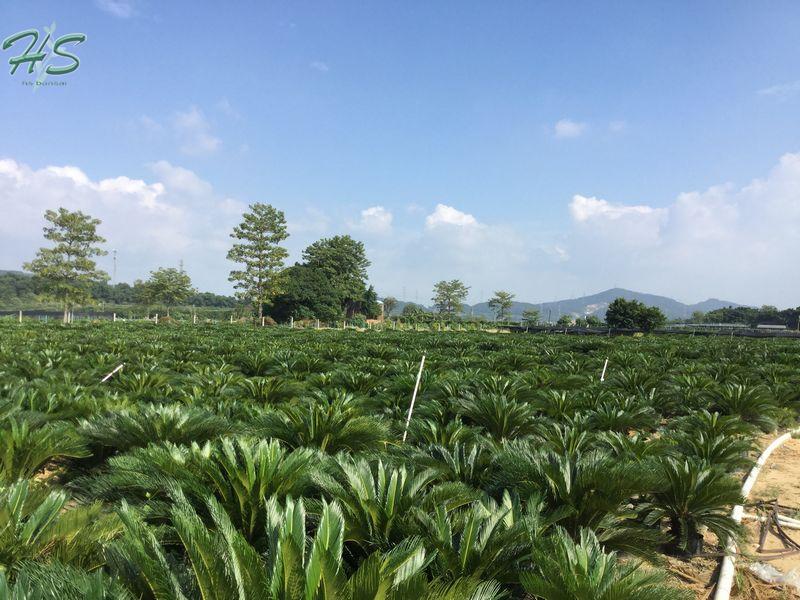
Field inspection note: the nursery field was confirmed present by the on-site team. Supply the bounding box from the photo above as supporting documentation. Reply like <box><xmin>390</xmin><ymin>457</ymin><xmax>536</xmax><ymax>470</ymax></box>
<box><xmin>1</xmin><ymin>322</ymin><xmax>799</xmax><ymax>599</ymax></box>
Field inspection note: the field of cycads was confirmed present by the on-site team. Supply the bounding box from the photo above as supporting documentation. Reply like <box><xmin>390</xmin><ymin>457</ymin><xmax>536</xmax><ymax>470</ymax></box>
<box><xmin>1</xmin><ymin>321</ymin><xmax>799</xmax><ymax>599</ymax></box>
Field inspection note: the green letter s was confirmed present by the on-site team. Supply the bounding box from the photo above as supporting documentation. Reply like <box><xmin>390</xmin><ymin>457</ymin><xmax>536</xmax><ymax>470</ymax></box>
<box><xmin>48</xmin><ymin>33</ymin><xmax>86</xmax><ymax>75</ymax></box>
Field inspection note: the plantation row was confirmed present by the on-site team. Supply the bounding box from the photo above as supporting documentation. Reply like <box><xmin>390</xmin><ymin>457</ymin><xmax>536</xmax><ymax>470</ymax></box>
<box><xmin>1</xmin><ymin>322</ymin><xmax>799</xmax><ymax>598</ymax></box>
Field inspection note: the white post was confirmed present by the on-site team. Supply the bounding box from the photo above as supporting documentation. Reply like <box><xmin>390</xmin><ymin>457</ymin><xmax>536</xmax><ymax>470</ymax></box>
<box><xmin>316</xmin><ymin>319</ymin><xmax>320</xmax><ymax>329</ymax></box>
<box><xmin>155</xmin><ymin>313</ymin><xmax>158</xmax><ymax>324</ymax></box>
<box><xmin>112</xmin><ymin>312</ymin><xmax>116</xmax><ymax>322</ymax></box>
<box><xmin>290</xmin><ymin>316</ymin><xmax>293</xmax><ymax>328</ymax></box>
<box><xmin>600</xmin><ymin>357</ymin><xmax>609</xmax><ymax>382</ymax></box>
<box><xmin>18</xmin><ymin>310</ymin><xmax>22</xmax><ymax>323</ymax></box>
<box><xmin>193</xmin><ymin>313</ymin><xmax>197</xmax><ymax>324</ymax></box>
<box><xmin>101</xmin><ymin>363</ymin><xmax>124</xmax><ymax>383</ymax></box>
<box><xmin>230</xmin><ymin>315</ymin><xmax>234</xmax><ymax>324</ymax></box>
<box><xmin>261</xmin><ymin>316</ymin><xmax>265</xmax><ymax>327</ymax></box>
<box><xmin>402</xmin><ymin>355</ymin><xmax>426</xmax><ymax>442</ymax></box>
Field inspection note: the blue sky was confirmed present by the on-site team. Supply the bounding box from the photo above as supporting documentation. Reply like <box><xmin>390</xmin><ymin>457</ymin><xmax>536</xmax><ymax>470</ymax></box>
<box><xmin>2</xmin><ymin>1</ymin><xmax>800</xmax><ymax>307</ymax></box>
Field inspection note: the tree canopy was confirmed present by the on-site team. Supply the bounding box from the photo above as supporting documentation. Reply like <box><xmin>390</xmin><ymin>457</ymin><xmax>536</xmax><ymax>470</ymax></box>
<box><xmin>23</xmin><ymin>208</ymin><xmax>108</xmax><ymax>323</ymax></box>
<box><xmin>139</xmin><ymin>267</ymin><xmax>195</xmax><ymax>316</ymax></box>
<box><xmin>488</xmin><ymin>290</ymin><xmax>514</xmax><ymax>321</ymax></box>
<box><xmin>432</xmin><ymin>280</ymin><xmax>470</xmax><ymax>316</ymax></box>
<box><xmin>605</xmin><ymin>298</ymin><xmax>666</xmax><ymax>331</ymax></box>
<box><xmin>227</xmin><ymin>203</ymin><xmax>289</xmax><ymax>320</ymax></box>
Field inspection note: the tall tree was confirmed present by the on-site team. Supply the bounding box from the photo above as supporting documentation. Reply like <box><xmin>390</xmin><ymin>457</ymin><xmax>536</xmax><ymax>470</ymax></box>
<box><xmin>302</xmin><ymin>235</ymin><xmax>370</xmax><ymax>316</ymax></box>
<box><xmin>521</xmin><ymin>308</ymin><xmax>540</xmax><ymax>326</ymax></box>
<box><xmin>227</xmin><ymin>203</ymin><xmax>289</xmax><ymax>321</ymax></box>
<box><xmin>382</xmin><ymin>296</ymin><xmax>398</xmax><ymax>317</ymax></box>
<box><xmin>432</xmin><ymin>279</ymin><xmax>470</xmax><ymax>316</ymax></box>
<box><xmin>24</xmin><ymin>208</ymin><xmax>108</xmax><ymax>323</ymax></box>
<box><xmin>488</xmin><ymin>290</ymin><xmax>515</xmax><ymax>321</ymax></box>
<box><xmin>140</xmin><ymin>267</ymin><xmax>195</xmax><ymax>316</ymax></box>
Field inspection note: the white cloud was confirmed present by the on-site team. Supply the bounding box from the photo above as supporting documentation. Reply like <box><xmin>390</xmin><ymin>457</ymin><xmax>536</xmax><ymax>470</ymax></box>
<box><xmin>95</xmin><ymin>0</ymin><xmax>136</xmax><ymax>18</ymax></box>
<box><xmin>350</xmin><ymin>206</ymin><xmax>393</xmax><ymax>234</ymax></box>
<box><xmin>0</xmin><ymin>158</ymin><xmax>241</xmax><ymax>292</ymax></box>
<box><xmin>216</xmin><ymin>97</ymin><xmax>241</xmax><ymax>119</ymax></box>
<box><xmin>553</xmin><ymin>118</ymin><xmax>587</xmax><ymax>139</ymax></box>
<box><xmin>566</xmin><ymin>153</ymin><xmax>800</xmax><ymax>306</ymax></box>
<box><xmin>425</xmin><ymin>204</ymin><xmax>481</xmax><ymax>229</ymax></box>
<box><xmin>609</xmin><ymin>120</ymin><xmax>627</xmax><ymax>133</ymax></box>
<box><xmin>149</xmin><ymin>160</ymin><xmax>213</xmax><ymax>196</ymax></box>
<box><xmin>758</xmin><ymin>81</ymin><xmax>800</xmax><ymax>100</ymax></box>
<box><xmin>310</xmin><ymin>61</ymin><xmax>330</xmax><ymax>72</ymax></box>
<box><xmin>172</xmin><ymin>106</ymin><xmax>221</xmax><ymax>156</ymax></box>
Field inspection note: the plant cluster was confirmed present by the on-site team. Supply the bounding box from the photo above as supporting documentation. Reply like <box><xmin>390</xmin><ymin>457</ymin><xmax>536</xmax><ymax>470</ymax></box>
<box><xmin>1</xmin><ymin>322</ymin><xmax>799</xmax><ymax>598</ymax></box>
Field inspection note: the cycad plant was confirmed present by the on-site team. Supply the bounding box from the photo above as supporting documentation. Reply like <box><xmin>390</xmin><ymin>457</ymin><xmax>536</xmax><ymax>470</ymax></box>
<box><xmin>644</xmin><ymin>458</ymin><xmax>743</xmax><ymax>555</ymax></box>
<box><xmin>0</xmin><ymin>418</ymin><xmax>88</xmax><ymax>483</ymax></box>
<box><xmin>521</xmin><ymin>528</ymin><xmax>690</xmax><ymax>600</ymax></box>
<box><xmin>0</xmin><ymin>480</ymin><xmax>121</xmax><ymax>576</ymax></box>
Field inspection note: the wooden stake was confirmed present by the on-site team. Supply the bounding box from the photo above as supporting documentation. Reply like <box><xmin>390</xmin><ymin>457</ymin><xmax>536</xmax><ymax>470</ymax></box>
<box><xmin>402</xmin><ymin>355</ymin><xmax>426</xmax><ymax>442</ymax></box>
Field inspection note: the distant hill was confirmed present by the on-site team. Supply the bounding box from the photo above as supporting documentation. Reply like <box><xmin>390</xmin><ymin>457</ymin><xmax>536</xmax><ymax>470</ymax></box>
<box><xmin>385</xmin><ymin>288</ymin><xmax>744</xmax><ymax>321</ymax></box>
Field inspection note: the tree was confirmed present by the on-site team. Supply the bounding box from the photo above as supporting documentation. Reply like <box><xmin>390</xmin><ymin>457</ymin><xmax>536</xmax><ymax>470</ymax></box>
<box><xmin>432</xmin><ymin>280</ymin><xmax>470</xmax><ymax>316</ymax></box>
<box><xmin>302</xmin><ymin>235</ymin><xmax>370</xmax><ymax>316</ymax></box>
<box><xmin>360</xmin><ymin>285</ymin><xmax>381</xmax><ymax>319</ymax></box>
<box><xmin>605</xmin><ymin>297</ymin><xmax>666</xmax><ymax>331</ymax></box>
<box><xmin>487</xmin><ymin>290</ymin><xmax>514</xmax><ymax>321</ymax></box>
<box><xmin>401</xmin><ymin>303</ymin><xmax>427</xmax><ymax>319</ymax></box>
<box><xmin>638</xmin><ymin>305</ymin><xmax>667</xmax><ymax>331</ymax></box>
<box><xmin>270</xmin><ymin>264</ymin><xmax>341</xmax><ymax>322</ymax></box>
<box><xmin>382</xmin><ymin>296</ymin><xmax>398</xmax><ymax>317</ymax></box>
<box><xmin>227</xmin><ymin>203</ymin><xmax>289</xmax><ymax>322</ymax></box>
<box><xmin>521</xmin><ymin>308</ymin><xmax>540</xmax><ymax>326</ymax></box>
<box><xmin>140</xmin><ymin>267</ymin><xmax>194</xmax><ymax>316</ymax></box>
<box><xmin>24</xmin><ymin>208</ymin><xmax>108</xmax><ymax>323</ymax></box>
<box><xmin>556</xmin><ymin>314</ymin><xmax>572</xmax><ymax>327</ymax></box>
<box><xmin>586</xmin><ymin>315</ymin><xmax>603</xmax><ymax>327</ymax></box>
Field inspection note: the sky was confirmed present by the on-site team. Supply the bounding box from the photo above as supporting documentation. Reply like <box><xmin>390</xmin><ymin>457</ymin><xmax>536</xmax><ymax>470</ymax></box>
<box><xmin>2</xmin><ymin>1</ymin><xmax>800</xmax><ymax>308</ymax></box>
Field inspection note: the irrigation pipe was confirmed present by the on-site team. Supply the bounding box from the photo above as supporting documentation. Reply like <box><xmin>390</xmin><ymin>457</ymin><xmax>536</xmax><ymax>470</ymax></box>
<box><xmin>742</xmin><ymin>512</ymin><xmax>800</xmax><ymax>530</ymax></box>
<box><xmin>401</xmin><ymin>355</ymin><xmax>426</xmax><ymax>443</ymax></box>
<box><xmin>713</xmin><ymin>427</ymin><xmax>800</xmax><ymax>600</ymax></box>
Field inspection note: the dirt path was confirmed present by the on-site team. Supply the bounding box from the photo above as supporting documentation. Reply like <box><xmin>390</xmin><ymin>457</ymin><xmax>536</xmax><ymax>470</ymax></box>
<box><xmin>666</xmin><ymin>435</ymin><xmax>800</xmax><ymax>599</ymax></box>
<box><xmin>744</xmin><ymin>435</ymin><xmax>800</xmax><ymax>577</ymax></box>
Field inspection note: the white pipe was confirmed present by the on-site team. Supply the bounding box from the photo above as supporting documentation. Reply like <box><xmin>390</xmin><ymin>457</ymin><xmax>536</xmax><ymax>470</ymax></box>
<box><xmin>741</xmin><ymin>512</ymin><xmax>800</xmax><ymax>530</ymax></box>
<box><xmin>401</xmin><ymin>355</ymin><xmax>426</xmax><ymax>442</ymax></box>
<box><xmin>714</xmin><ymin>429</ymin><xmax>800</xmax><ymax>600</ymax></box>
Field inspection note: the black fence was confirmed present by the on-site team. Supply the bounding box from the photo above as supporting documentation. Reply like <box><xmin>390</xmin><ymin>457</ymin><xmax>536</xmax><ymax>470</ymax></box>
<box><xmin>507</xmin><ymin>325</ymin><xmax>800</xmax><ymax>339</ymax></box>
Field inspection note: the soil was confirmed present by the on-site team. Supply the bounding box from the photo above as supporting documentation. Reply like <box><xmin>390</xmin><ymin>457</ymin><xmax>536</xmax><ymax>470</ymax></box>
<box><xmin>665</xmin><ymin>434</ymin><xmax>800</xmax><ymax>599</ymax></box>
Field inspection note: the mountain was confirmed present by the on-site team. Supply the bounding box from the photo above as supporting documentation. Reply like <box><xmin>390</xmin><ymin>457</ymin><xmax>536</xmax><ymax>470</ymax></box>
<box><xmin>385</xmin><ymin>288</ymin><xmax>744</xmax><ymax>321</ymax></box>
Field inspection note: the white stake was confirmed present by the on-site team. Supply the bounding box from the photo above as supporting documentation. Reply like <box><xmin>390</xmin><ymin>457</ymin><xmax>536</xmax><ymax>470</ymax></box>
<box><xmin>113</xmin><ymin>312</ymin><xmax>117</xmax><ymax>322</ymax></box>
<box><xmin>290</xmin><ymin>316</ymin><xmax>294</xmax><ymax>328</ymax></box>
<box><xmin>18</xmin><ymin>310</ymin><xmax>22</xmax><ymax>323</ymax></box>
<box><xmin>600</xmin><ymin>357</ymin><xmax>609</xmax><ymax>382</ymax></box>
<box><xmin>101</xmin><ymin>363</ymin><xmax>124</xmax><ymax>382</ymax></box>
<box><xmin>155</xmin><ymin>313</ymin><xmax>159</xmax><ymax>324</ymax></box>
<box><xmin>402</xmin><ymin>355</ymin><xmax>426</xmax><ymax>442</ymax></box>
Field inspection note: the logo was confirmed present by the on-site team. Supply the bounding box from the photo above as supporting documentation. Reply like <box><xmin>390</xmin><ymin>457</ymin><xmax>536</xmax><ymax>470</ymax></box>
<box><xmin>2</xmin><ymin>23</ymin><xmax>86</xmax><ymax>87</ymax></box>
